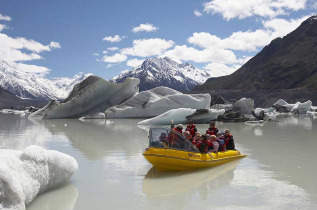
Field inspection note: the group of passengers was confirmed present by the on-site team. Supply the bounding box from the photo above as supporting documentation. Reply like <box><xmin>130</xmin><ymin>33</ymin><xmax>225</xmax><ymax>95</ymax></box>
<box><xmin>162</xmin><ymin>121</ymin><xmax>235</xmax><ymax>153</ymax></box>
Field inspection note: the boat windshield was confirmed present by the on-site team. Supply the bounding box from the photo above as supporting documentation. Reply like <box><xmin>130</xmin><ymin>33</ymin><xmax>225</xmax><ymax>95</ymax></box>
<box><xmin>149</xmin><ymin>128</ymin><xmax>199</xmax><ymax>152</ymax></box>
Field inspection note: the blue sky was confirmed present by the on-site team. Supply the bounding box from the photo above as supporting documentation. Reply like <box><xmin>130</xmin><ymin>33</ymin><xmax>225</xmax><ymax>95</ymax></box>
<box><xmin>0</xmin><ymin>0</ymin><xmax>316</xmax><ymax>79</ymax></box>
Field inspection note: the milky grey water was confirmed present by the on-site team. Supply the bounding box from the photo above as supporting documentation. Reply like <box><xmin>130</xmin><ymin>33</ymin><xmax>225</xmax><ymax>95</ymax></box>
<box><xmin>1</xmin><ymin>113</ymin><xmax>317</xmax><ymax>210</ymax></box>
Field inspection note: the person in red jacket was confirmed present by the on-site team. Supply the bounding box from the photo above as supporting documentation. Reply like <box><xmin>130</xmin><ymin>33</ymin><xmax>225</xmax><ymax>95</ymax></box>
<box><xmin>206</xmin><ymin>121</ymin><xmax>219</xmax><ymax>136</ymax></box>
<box><xmin>186</xmin><ymin>120</ymin><xmax>197</xmax><ymax>136</ymax></box>
<box><xmin>168</xmin><ymin>124</ymin><xmax>184</xmax><ymax>148</ymax></box>
<box><xmin>224</xmin><ymin>129</ymin><xmax>235</xmax><ymax>150</ymax></box>
<box><xmin>174</xmin><ymin>124</ymin><xmax>183</xmax><ymax>134</ymax></box>
<box><xmin>208</xmin><ymin>135</ymin><xmax>219</xmax><ymax>153</ymax></box>
<box><xmin>196</xmin><ymin>134</ymin><xmax>211</xmax><ymax>153</ymax></box>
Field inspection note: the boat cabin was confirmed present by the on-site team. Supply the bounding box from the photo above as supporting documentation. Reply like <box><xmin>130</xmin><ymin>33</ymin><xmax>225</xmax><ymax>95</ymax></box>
<box><xmin>148</xmin><ymin>128</ymin><xmax>199</xmax><ymax>152</ymax></box>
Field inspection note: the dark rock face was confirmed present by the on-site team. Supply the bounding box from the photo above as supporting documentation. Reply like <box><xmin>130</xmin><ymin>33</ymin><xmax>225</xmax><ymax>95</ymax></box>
<box><xmin>0</xmin><ymin>87</ymin><xmax>48</xmax><ymax>109</ymax></box>
<box><xmin>195</xmin><ymin>16</ymin><xmax>317</xmax><ymax>92</ymax></box>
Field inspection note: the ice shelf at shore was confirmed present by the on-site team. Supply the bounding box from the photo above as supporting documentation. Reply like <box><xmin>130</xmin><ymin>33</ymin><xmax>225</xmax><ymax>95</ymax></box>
<box><xmin>137</xmin><ymin>108</ymin><xmax>225</xmax><ymax>125</ymax></box>
<box><xmin>105</xmin><ymin>86</ymin><xmax>211</xmax><ymax>118</ymax></box>
<box><xmin>29</xmin><ymin>76</ymin><xmax>139</xmax><ymax>119</ymax></box>
<box><xmin>0</xmin><ymin>145</ymin><xmax>78</xmax><ymax>210</ymax></box>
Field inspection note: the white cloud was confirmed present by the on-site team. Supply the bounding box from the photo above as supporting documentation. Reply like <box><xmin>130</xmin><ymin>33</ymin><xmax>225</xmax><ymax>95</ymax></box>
<box><xmin>203</xmin><ymin>0</ymin><xmax>307</xmax><ymax>20</ymax></box>
<box><xmin>203</xmin><ymin>63</ymin><xmax>241</xmax><ymax>77</ymax></box>
<box><xmin>49</xmin><ymin>41</ymin><xmax>61</xmax><ymax>49</ymax></box>
<box><xmin>262</xmin><ymin>15</ymin><xmax>311</xmax><ymax>39</ymax></box>
<box><xmin>93</xmin><ymin>53</ymin><xmax>99</xmax><ymax>56</ymax></box>
<box><xmin>102</xmin><ymin>50</ymin><xmax>108</xmax><ymax>54</ymax></box>
<box><xmin>107</xmin><ymin>47</ymin><xmax>119</xmax><ymax>51</ymax></box>
<box><xmin>0</xmin><ymin>24</ymin><xmax>8</xmax><ymax>31</ymax></box>
<box><xmin>126</xmin><ymin>58</ymin><xmax>144</xmax><ymax>67</ymax></box>
<box><xmin>102</xmin><ymin>53</ymin><xmax>127</xmax><ymax>63</ymax></box>
<box><xmin>0</xmin><ymin>33</ymin><xmax>61</xmax><ymax>62</ymax></box>
<box><xmin>0</xmin><ymin>13</ymin><xmax>11</xmax><ymax>21</ymax></box>
<box><xmin>187</xmin><ymin>15</ymin><xmax>310</xmax><ymax>53</ymax></box>
<box><xmin>106</xmin><ymin>64</ymin><xmax>112</xmax><ymax>68</ymax></box>
<box><xmin>194</xmin><ymin>10</ymin><xmax>203</xmax><ymax>17</ymax></box>
<box><xmin>121</xmin><ymin>38</ymin><xmax>174</xmax><ymax>57</ymax></box>
<box><xmin>17</xmin><ymin>63</ymin><xmax>50</xmax><ymax>74</ymax></box>
<box><xmin>103</xmin><ymin>35</ymin><xmax>122</xmax><ymax>43</ymax></box>
<box><xmin>163</xmin><ymin>44</ymin><xmax>237</xmax><ymax>64</ymax></box>
<box><xmin>132</xmin><ymin>23</ymin><xmax>158</xmax><ymax>33</ymax></box>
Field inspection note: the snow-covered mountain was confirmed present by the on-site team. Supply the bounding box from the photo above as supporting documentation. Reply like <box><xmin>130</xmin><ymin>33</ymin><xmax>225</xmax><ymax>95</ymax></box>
<box><xmin>110</xmin><ymin>57</ymin><xmax>210</xmax><ymax>92</ymax></box>
<box><xmin>52</xmin><ymin>72</ymin><xmax>93</xmax><ymax>95</ymax></box>
<box><xmin>0</xmin><ymin>60</ymin><xmax>91</xmax><ymax>100</ymax></box>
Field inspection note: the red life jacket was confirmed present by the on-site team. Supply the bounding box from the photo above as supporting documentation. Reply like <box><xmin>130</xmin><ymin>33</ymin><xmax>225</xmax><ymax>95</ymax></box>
<box><xmin>206</xmin><ymin>127</ymin><xmax>218</xmax><ymax>135</ymax></box>
<box><xmin>186</xmin><ymin>124</ymin><xmax>196</xmax><ymax>136</ymax></box>
<box><xmin>174</xmin><ymin>127</ymin><xmax>183</xmax><ymax>134</ymax></box>
<box><xmin>224</xmin><ymin>134</ymin><xmax>233</xmax><ymax>146</ymax></box>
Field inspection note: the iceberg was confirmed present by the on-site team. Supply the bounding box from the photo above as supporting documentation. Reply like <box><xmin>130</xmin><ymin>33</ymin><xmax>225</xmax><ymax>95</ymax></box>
<box><xmin>137</xmin><ymin>108</ymin><xmax>224</xmax><ymax>125</ymax></box>
<box><xmin>291</xmin><ymin>100</ymin><xmax>312</xmax><ymax>114</ymax></box>
<box><xmin>105</xmin><ymin>86</ymin><xmax>211</xmax><ymax>118</ymax></box>
<box><xmin>29</xmin><ymin>76</ymin><xmax>139</xmax><ymax>119</ymax></box>
<box><xmin>272</xmin><ymin>99</ymin><xmax>312</xmax><ymax>114</ymax></box>
<box><xmin>0</xmin><ymin>145</ymin><xmax>78</xmax><ymax>210</ymax></box>
<box><xmin>211</xmin><ymin>98</ymin><xmax>254</xmax><ymax>114</ymax></box>
<box><xmin>233</xmin><ymin>98</ymin><xmax>254</xmax><ymax>114</ymax></box>
<box><xmin>272</xmin><ymin>99</ymin><xmax>296</xmax><ymax>112</ymax></box>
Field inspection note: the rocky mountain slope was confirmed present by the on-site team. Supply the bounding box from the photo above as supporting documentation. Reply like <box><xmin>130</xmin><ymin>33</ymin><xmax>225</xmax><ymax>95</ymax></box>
<box><xmin>110</xmin><ymin>57</ymin><xmax>210</xmax><ymax>92</ymax></box>
<box><xmin>195</xmin><ymin>15</ymin><xmax>317</xmax><ymax>91</ymax></box>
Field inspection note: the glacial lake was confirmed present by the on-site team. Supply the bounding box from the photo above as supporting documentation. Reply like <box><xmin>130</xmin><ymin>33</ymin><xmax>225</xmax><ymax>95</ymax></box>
<box><xmin>1</xmin><ymin>113</ymin><xmax>317</xmax><ymax>210</ymax></box>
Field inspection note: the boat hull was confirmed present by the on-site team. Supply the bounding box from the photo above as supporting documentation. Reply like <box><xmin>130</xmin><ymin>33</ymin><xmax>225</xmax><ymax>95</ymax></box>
<box><xmin>143</xmin><ymin>147</ymin><xmax>246</xmax><ymax>171</ymax></box>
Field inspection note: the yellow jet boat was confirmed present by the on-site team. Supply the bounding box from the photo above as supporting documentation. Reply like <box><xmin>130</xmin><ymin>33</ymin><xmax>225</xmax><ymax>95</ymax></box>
<box><xmin>143</xmin><ymin>128</ymin><xmax>246</xmax><ymax>171</ymax></box>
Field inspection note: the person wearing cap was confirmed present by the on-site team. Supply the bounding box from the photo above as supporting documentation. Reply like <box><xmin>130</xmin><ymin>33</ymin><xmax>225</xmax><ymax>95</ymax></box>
<box><xmin>174</xmin><ymin>124</ymin><xmax>184</xmax><ymax>134</ymax></box>
<box><xmin>224</xmin><ymin>129</ymin><xmax>235</xmax><ymax>150</ymax></box>
<box><xmin>186</xmin><ymin>120</ymin><xmax>197</xmax><ymax>137</ymax></box>
<box><xmin>206</xmin><ymin>121</ymin><xmax>219</xmax><ymax>136</ymax></box>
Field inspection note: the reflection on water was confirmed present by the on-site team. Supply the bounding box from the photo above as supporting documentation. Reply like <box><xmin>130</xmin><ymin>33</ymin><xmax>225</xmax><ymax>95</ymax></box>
<box><xmin>27</xmin><ymin>184</ymin><xmax>78</xmax><ymax>210</ymax></box>
<box><xmin>143</xmin><ymin>160</ymin><xmax>238</xmax><ymax>196</ymax></box>
<box><xmin>0</xmin><ymin>114</ymin><xmax>317</xmax><ymax>209</ymax></box>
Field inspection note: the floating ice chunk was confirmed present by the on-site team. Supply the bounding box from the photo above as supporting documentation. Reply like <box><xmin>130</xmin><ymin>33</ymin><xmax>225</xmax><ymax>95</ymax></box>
<box><xmin>233</xmin><ymin>98</ymin><xmax>254</xmax><ymax>114</ymax></box>
<box><xmin>254</xmin><ymin>107</ymin><xmax>276</xmax><ymax>115</ymax></box>
<box><xmin>0</xmin><ymin>145</ymin><xmax>78</xmax><ymax>210</ymax></box>
<box><xmin>272</xmin><ymin>99</ymin><xmax>295</xmax><ymax>112</ymax></box>
<box><xmin>29</xmin><ymin>77</ymin><xmax>139</xmax><ymax>119</ymax></box>
<box><xmin>291</xmin><ymin>100</ymin><xmax>312</xmax><ymax>114</ymax></box>
<box><xmin>137</xmin><ymin>108</ymin><xmax>224</xmax><ymax>125</ymax></box>
<box><xmin>105</xmin><ymin>86</ymin><xmax>211</xmax><ymax>118</ymax></box>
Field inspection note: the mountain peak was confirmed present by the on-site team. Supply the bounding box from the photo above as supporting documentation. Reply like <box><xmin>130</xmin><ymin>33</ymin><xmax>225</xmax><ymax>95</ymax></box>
<box><xmin>110</xmin><ymin>57</ymin><xmax>210</xmax><ymax>92</ymax></box>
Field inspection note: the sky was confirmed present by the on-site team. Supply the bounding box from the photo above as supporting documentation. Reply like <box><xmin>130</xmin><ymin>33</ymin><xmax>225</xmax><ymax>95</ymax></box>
<box><xmin>0</xmin><ymin>0</ymin><xmax>316</xmax><ymax>80</ymax></box>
